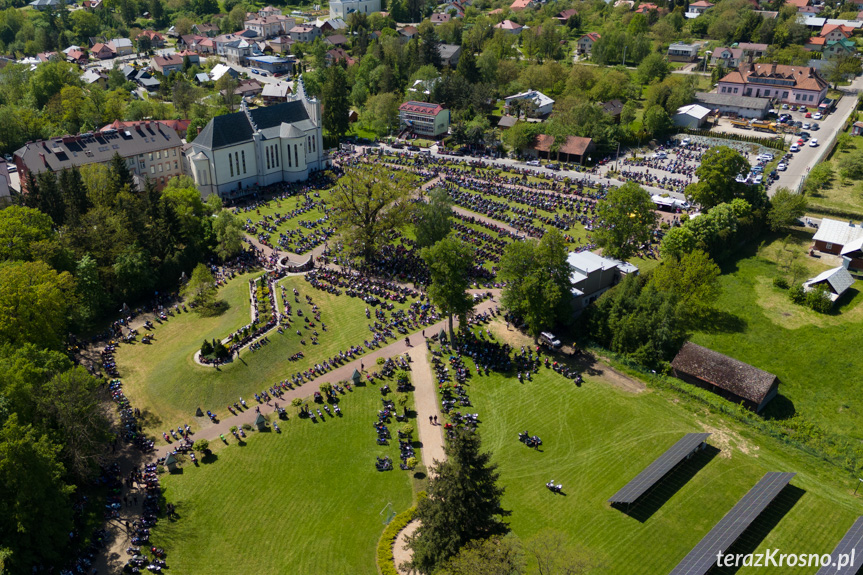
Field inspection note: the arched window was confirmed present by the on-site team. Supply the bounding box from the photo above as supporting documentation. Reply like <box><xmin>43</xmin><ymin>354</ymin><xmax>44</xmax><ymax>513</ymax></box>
<box><xmin>294</xmin><ymin>144</ymin><xmax>298</xmax><ymax>166</ymax></box>
<box><xmin>229</xmin><ymin>153</ymin><xmax>234</xmax><ymax>177</ymax></box>
<box><xmin>241</xmin><ymin>150</ymin><xmax>246</xmax><ymax>173</ymax></box>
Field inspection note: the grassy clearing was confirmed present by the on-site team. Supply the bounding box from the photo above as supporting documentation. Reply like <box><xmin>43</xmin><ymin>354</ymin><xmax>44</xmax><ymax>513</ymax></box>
<box><xmin>691</xmin><ymin>235</ymin><xmax>863</xmax><ymax>441</ymax></box>
<box><xmin>808</xmin><ymin>129</ymin><xmax>863</xmax><ymax>217</ymax></box>
<box><xmin>442</xmin><ymin>329</ymin><xmax>859</xmax><ymax>573</ymax></box>
<box><xmin>150</xmin><ymin>383</ymin><xmax>416</xmax><ymax>575</ymax></box>
<box><xmin>118</xmin><ymin>274</ymin><xmax>422</xmax><ymax>433</ymax></box>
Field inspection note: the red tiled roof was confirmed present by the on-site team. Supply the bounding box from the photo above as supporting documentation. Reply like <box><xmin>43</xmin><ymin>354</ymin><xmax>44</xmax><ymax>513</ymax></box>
<box><xmin>532</xmin><ymin>134</ymin><xmax>555</xmax><ymax>152</ymax></box>
<box><xmin>399</xmin><ymin>101</ymin><xmax>444</xmax><ymax>115</ymax></box>
<box><xmin>495</xmin><ymin>19</ymin><xmax>523</xmax><ymax>29</ymax></box>
<box><xmin>556</xmin><ymin>8</ymin><xmax>578</xmax><ymax>19</ymax></box>
<box><xmin>582</xmin><ymin>32</ymin><xmax>601</xmax><ymax>42</ymax></box>
<box><xmin>786</xmin><ymin>0</ymin><xmax>808</xmax><ymax>7</ymax></box>
<box><xmin>720</xmin><ymin>63</ymin><xmax>828</xmax><ymax>92</ymax></box>
<box><xmin>510</xmin><ymin>0</ymin><xmax>532</xmax><ymax>10</ymax></box>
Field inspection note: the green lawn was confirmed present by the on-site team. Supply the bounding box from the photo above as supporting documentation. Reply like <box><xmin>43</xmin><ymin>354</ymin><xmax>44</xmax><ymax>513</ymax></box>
<box><xmin>150</xmin><ymin>383</ymin><xmax>416</xmax><ymax>574</ymax></box>
<box><xmin>117</xmin><ymin>274</ymin><xmax>423</xmax><ymax>433</ymax></box>
<box><xmin>691</xmin><ymin>235</ymin><xmax>863</xmax><ymax>441</ymax></box>
<box><xmin>808</xmin><ymin>131</ymin><xmax>863</xmax><ymax>217</ymax></box>
<box><xmin>440</xmin><ymin>335</ymin><xmax>859</xmax><ymax>573</ymax></box>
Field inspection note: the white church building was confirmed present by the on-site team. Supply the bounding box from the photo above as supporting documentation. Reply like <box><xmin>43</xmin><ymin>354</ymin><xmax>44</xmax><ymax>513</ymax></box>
<box><xmin>329</xmin><ymin>0</ymin><xmax>380</xmax><ymax>19</ymax></box>
<box><xmin>186</xmin><ymin>79</ymin><xmax>327</xmax><ymax>199</ymax></box>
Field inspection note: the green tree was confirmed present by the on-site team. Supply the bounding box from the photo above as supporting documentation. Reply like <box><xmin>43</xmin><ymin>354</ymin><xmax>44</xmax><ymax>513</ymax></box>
<box><xmin>438</xmin><ymin>535</ymin><xmax>525</xmax><ymax>575</ymax></box>
<box><xmin>419</xmin><ymin>21</ymin><xmax>442</xmax><ymax>68</ymax></box>
<box><xmin>498</xmin><ymin>228</ymin><xmax>572</xmax><ymax>338</ymax></box>
<box><xmin>0</xmin><ymin>206</ymin><xmax>55</xmax><ymax>262</ymax></box>
<box><xmin>650</xmin><ymin>249</ymin><xmax>721</xmax><ymax>312</ymax></box>
<box><xmin>359</xmin><ymin>91</ymin><xmax>401</xmax><ymax>137</ymax></box>
<box><xmin>74</xmin><ymin>254</ymin><xmax>106</xmax><ymax>325</ymax></box>
<box><xmin>527</xmin><ymin>528</ymin><xmax>600</xmax><ymax>575</ymax></box>
<box><xmin>193</xmin><ymin>438</ymin><xmax>210</xmax><ymax>452</ymax></box>
<box><xmin>685</xmin><ymin>146</ymin><xmax>750</xmax><ymax>210</ymax></box>
<box><xmin>112</xmin><ymin>244</ymin><xmax>154</xmax><ymax>302</ymax></box>
<box><xmin>415</xmin><ymin>187</ymin><xmax>452</xmax><ymax>248</ymax></box>
<box><xmin>0</xmin><ymin>261</ymin><xmax>75</xmax><ymax>350</ymax></box>
<box><xmin>642</xmin><ymin>104</ymin><xmax>671</xmax><ymax>136</ymax></box>
<box><xmin>593</xmin><ymin>181</ymin><xmax>657</xmax><ymax>260</ymax></box>
<box><xmin>215</xmin><ymin>73</ymin><xmax>239</xmax><ymax>111</ymax></box>
<box><xmin>768</xmin><ymin>187</ymin><xmax>807</xmax><ymax>232</ymax></box>
<box><xmin>824</xmin><ymin>54</ymin><xmax>862</xmax><ymax>88</ymax></box>
<box><xmin>408</xmin><ymin>429</ymin><xmax>509</xmax><ymax>574</ymax></box>
<box><xmin>838</xmin><ymin>150</ymin><xmax>863</xmax><ymax>181</ymax></box>
<box><xmin>455</xmin><ymin>48</ymin><xmax>479</xmax><ymax>83</ymax></box>
<box><xmin>0</xmin><ymin>415</ymin><xmax>75</xmax><ymax>573</ymax></box>
<box><xmin>213</xmin><ymin>210</ymin><xmax>244</xmax><ymax>260</ymax></box>
<box><xmin>421</xmin><ymin>237</ymin><xmax>474</xmax><ymax>335</ymax></box>
<box><xmin>322</xmin><ymin>65</ymin><xmax>351</xmax><ymax>142</ymax></box>
<box><xmin>182</xmin><ymin>263</ymin><xmax>217</xmax><ymax>312</ymax></box>
<box><xmin>637</xmin><ymin>52</ymin><xmax>669</xmax><ymax>85</ymax></box>
<box><xmin>329</xmin><ymin>164</ymin><xmax>414</xmax><ymax>260</ymax></box>
<box><xmin>659</xmin><ymin>225</ymin><xmax>697</xmax><ymax>260</ymax></box>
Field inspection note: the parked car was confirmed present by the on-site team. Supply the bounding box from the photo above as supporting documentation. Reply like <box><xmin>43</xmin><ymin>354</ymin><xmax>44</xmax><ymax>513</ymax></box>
<box><xmin>802</xmin><ymin>123</ymin><xmax>811</xmax><ymax>130</ymax></box>
<box><xmin>754</xmin><ymin>174</ymin><xmax>763</xmax><ymax>184</ymax></box>
<box><xmin>540</xmin><ymin>332</ymin><xmax>562</xmax><ymax>349</ymax></box>
<box><xmin>811</xmin><ymin>123</ymin><xmax>820</xmax><ymax>131</ymax></box>
<box><xmin>805</xmin><ymin>112</ymin><xmax>812</xmax><ymax>118</ymax></box>
<box><xmin>777</xmin><ymin>163</ymin><xmax>787</xmax><ymax>171</ymax></box>
<box><xmin>790</xmin><ymin>144</ymin><xmax>800</xmax><ymax>152</ymax></box>
<box><xmin>809</xmin><ymin>139</ymin><xmax>819</xmax><ymax>147</ymax></box>
<box><xmin>813</xmin><ymin>112</ymin><xmax>823</xmax><ymax>120</ymax></box>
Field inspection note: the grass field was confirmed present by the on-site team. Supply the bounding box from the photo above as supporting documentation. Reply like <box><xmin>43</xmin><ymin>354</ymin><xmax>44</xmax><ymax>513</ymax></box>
<box><xmin>808</xmin><ymin>128</ymin><xmax>863</xmax><ymax>217</ymax></box>
<box><xmin>445</xmin><ymin>333</ymin><xmax>860</xmax><ymax>573</ymax></box>
<box><xmin>691</xmin><ymin>235</ymin><xmax>863</xmax><ymax>441</ymax></box>
<box><xmin>118</xmin><ymin>274</ymin><xmax>423</xmax><ymax>433</ymax></box>
<box><xmin>150</xmin><ymin>383</ymin><xmax>417</xmax><ymax>575</ymax></box>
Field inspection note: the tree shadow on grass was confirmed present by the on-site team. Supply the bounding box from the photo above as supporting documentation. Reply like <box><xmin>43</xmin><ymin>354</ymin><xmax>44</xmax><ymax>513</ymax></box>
<box><xmin>689</xmin><ymin>308</ymin><xmax>748</xmax><ymax>335</ymax></box>
<box><xmin>139</xmin><ymin>409</ymin><xmax>163</xmax><ymax>429</ymax></box>
<box><xmin>614</xmin><ymin>445</ymin><xmax>720</xmax><ymax>523</ymax></box>
<box><xmin>760</xmin><ymin>393</ymin><xmax>796</xmax><ymax>421</ymax></box>
<box><xmin>201</xmin><ymin>451</ymin><xmax>218</xmax><ymax>464</ymax></box>
<box><xmin>711</xmin><ymin>485</ymin><xmax>806</xmax><ymax>575</ymax></box>
<box><xmin>197</xmin><ymin>299</ymin><xmax>230</xmax><ymax>318</ymax></box>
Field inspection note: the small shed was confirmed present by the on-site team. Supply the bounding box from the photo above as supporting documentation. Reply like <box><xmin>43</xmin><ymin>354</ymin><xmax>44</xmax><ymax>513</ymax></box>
<box><xmin>351</xmin><ymin>368</ymin><xmax>362</xmax><ymax>385</ymax></box>
<box><xmin>803</xmin><ymin>266</ymin><xmax>855</xmax><ymax>304</ymax></box>
<box><xmin>164</xmin><ymin>453</ymin><xmax>179</xmax><ymax>472</ymax></box>
<box><xmin>254</xmin><ymin>413</ymin><xmax>267</xmax><ymax>431</ymax></box>
<box><xmin>671</xmin><ymin>342</ymin><xmax>779</xmax><ymax>413</ymax></box>
<box><xmin>673</xmin><ymin>104</ymin><xmax>711</xmax><ymax>129</ymax></box>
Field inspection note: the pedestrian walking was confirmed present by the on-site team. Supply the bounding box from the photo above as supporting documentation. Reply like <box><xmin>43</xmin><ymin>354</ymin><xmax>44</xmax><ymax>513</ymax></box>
<box><xmin>434</xmin><ymin>415</ymin><xmax>438</xmax><ymax>424</ymax></box>
<box><xmin>429</xmin><ymin>415</ymin><xmax>433</xmax><ymax>425</ymax></box>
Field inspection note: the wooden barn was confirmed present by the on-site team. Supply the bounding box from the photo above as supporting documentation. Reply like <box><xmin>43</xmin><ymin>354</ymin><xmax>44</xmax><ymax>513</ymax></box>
<box><xmin>671</xmin><ymin>342</ymin><xmax>779</xmax><ymax>413</ymax></box>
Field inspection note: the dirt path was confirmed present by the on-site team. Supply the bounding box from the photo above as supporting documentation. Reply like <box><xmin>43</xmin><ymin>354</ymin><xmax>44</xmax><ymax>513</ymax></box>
<box><xmin>407</xmin><ymin>345</ymin><xmax>446</xmax><ymax>474</ymax></box>
<box><xmin>392</xmin><ymin>520</ymin><xmax>420</xmax><ymax>575</ymax></box>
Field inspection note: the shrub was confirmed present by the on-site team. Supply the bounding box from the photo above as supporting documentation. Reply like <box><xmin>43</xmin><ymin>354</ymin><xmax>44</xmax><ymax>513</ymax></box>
<box><xmin>230</xmin><ymin>425</ymin><xmax>238</xmax><ymax>433</ymax></box>
<box><xmin>193</xmin><ymin>439</ymin><xmax>209</xmax><ymax>452</ymax></box>
<box><xmin>405</xmin><ymin>456</ymin><xmax>418</xmax><ymax>469</ymax></box>
<box><xmin>200</xmin><ymin>339</ymin><xmax>213</xmax><ymax>356</ymax></box>
<box><xmin>375</xmin><ymin>507</ymin><xmax>416</xmax><ymax>575</ymax></box>
<box><xmin>377</xmin><ymin>357</ymin><xmax>386</xmax><ymax>365</ymax></box>
<box><xmin>242</xmin><ymin>423</ymin><xmax>252</xmax><ymax>431</ymax></box>
<box><xmin>319</xmin><ymin>382</ymin><xmax>333</xmax><ymax>394</ymax></box>
<box><xmin>773</xmin><ymin>277</ymin><xmax>790</xmax><ymax>289</ymax></box>
<box><xmin>789</xmin><ymin>283</ymin><xmax>805</xmax><ymax>304</ymax></box>
<box><xmin>400</xmin><ymin>423</ymin><xmax>414</xmax><ymax>437</ymax></box>
<box><xmin>806</xmin><ymin>285</ymin><xmax>833</xmax><ymax>313</ymax></box>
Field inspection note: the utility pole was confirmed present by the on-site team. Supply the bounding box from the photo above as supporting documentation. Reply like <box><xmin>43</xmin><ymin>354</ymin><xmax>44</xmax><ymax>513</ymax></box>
<box><xmin>622</xmin><ymin>45</ymin><xmax>628</xmax><ymax>67</ymax></box>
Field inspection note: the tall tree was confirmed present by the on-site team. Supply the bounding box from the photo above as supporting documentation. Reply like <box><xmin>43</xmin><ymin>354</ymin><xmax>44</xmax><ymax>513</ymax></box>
<box><xmin>213</xmin><ymin>210</ymin><xmax>244</xmax><ymax>260</ymax></box>
<box><xmin>650</xmin><ymin>249</ymin><xmax>721</xmax><ymax>312</ymax></box>
<box><xmin>419</xmin><ymin>21</ymin><xmax>442</xmax><ymax>68</ymax></box>
<box><xmin>498</xmin><ymin>228</ymin><xmax>572</xmax><ymax>338</ymax></box>
<box><xmin>455</xmin><ymin>48</ymin><xmax>479</xmax><ymax>83</ymax></box>
<box><xmin>438</xmin><ymin>535</ymin><xmax>525</xmax><ymax>575</ymax></box>
<box><xmin>768</xmin><ymin>187</ymin><xmax>808</xmax><ymax>232</ymax></box>
<box><xmin>685</xmin><ymin>146</ymin><xmax>750</xmax><ymax>210</ymax></box>
<box><xmin>0</xmin><ymin>206</ymin><xmax>55</xmax><ymax>262</ymax></box>
<box><xmin>215</xmin><ymin>73</ymin><xmax>240</xmax><ymax>112</ymax></box>
<box><xmin>0</xmin><ymin>260</ymin><xmax>75</xmax><ymax>350</ymax></box>
<box><xmin>321</xmin><ymin>65</ymin><xmax>351</xmax><ymax>142</ymax></box>
<box><xmin>408</xmin><ymin>429</ymin><xmax>509</xmax><ymax>574</ymax></box>
<box><xmin>329</xmin><ymin>164</ymin><xmax>414</xmax><ymax>259</ymax></box>
<box><xmin>414</xmin><ymin>187</ymin><xmax>452</xmax><ymax>248</ymax></box>
<box><xmin>593</xmin><ymin>181</ymin><xmax>656</xmax><ymax>261</ymax></box>
<box><xmin>421</xmin><ymin>237</ymin><xmax>474</xmax><ymax>335</ymax></box>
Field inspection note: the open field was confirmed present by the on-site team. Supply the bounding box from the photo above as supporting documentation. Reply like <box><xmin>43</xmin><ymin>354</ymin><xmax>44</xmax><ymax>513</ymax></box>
<box><xmin>807</xmin><ymin>127</ymin><xmax>863</xmax><ymax>217</ymax></box>
<box><xmin>445</xmin><ymin>332</ymin><xmax>860</xmax><ymax>573</ymax></box>
<box><xmin>117</xmin><ymin>274</ymin><xmax>423</xmax><ymax>432</ymax></box>
<box><xmin>149</xmin><ymin>383</ymin><xmax>416</xmax><ymax>575</ymax></box>
<box><xmin>691</xmin><ymin>235</ymin><xmax>863</xmax><ymax>441</ymax></box>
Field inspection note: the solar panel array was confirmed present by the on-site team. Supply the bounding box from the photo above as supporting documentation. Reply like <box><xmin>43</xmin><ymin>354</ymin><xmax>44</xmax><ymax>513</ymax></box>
<box><xmin>669</xmin><ymin>471</ymin><xmax>796</xmax><ymax>575</ymax></box>
<box><xmin>607</xmin><ymin>433</ymin><xmax>711</xmax><ymax>505</ymax></box>
<box><xmin>816</xmin><ymin>516</ymin><xmax>863</xmax><ymax>575</ymax></box>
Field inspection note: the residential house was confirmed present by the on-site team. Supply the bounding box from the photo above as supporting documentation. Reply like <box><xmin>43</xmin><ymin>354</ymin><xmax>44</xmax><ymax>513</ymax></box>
<box><xmin>601</xmin><ymin>99</ymin><xmax>624</xmax><ymax>122</ymax></box>
<box><xmin>29</xmin><ymin>0</ymin><xmax>65</xmax><ymax>11</ymax></box>
<box><xmin>152</xmin><ymin>54</ymin><xmax>185</xmax><ymax>75</ymax></box>
<box><xmin>138</xmin><ymin>30</ymin><xmax>165</xmax><ymax>47</ymax></box>
<box><xmin>193</xmin><ymin>23</ymin><xmax>220</xmax><ymax>37</ymax></box>
<box><xmin>210</xmin><ymin>63</ymin><xmax>240</xmax><ymax>82</ymax></box>
<box><xmin>329</xmin><ymin>0</ymin><xmax>380</xmax><ymax>18</ymax></box>
<box><xmin>812</xmin><ymin>218</ymin><xmax>863</xmax><ymax>255</ymax></box>
<box><xmin>214</xmin><ymin>32</ymin><xmax>258</xmax><ymax>56</ymax></box>
<box><xmin>438</xmin><ymin>44</ymin><xmax>462</xmax><ymax>67</ymax></box>
<box><xmin>268</xmin><ymin>36</ymin><xmax>295</xmax><ymax>54</ymax></box>
<box><xmin>554</xmin><ymin>8</ymin><xmax>578</xmax><ymax>23</ymax></box>
<box><xmin>81</xmin><ymin>68</ymin><xmax>107</xmax><ymax>88</ymax></box>
<box><xmin>494</xmin><ymin>20</ymin><xmax>524</xmax><ymax>34</ymax></box>
<box><xmin>711</xmin><ymin>46</ymin><xmax>744</xmax><ymax>68</ymax></box>
<box><xmin>195</xmin><ymin>72</ymin><xmax>211</xmax><ymax>84</ymax></box>
<box><xmin>667</xmin><ymin>42</ymin><xmax>699</xmax><ymax>62</ymax></box>
<box><xmin>504</xmin><ymin>90</ymin><xmax>554</xmax><ymax>117</ymax></box>
<box><xmin>176</xmin><ymin>50</ymin><xmax>201</xmax><ymax>65</ymax></box>
<box><xmin>245</xmin><ymin>16</ymin><xmax>284</xmax><ymax>38</ymax></box>
<box><xmin>510</xmin><ymin>0</ymin><xmax>535</xmax><ymax>10</ymax></box>
<box><xmin>102</xmin><ymin>119</ymin><xmax>192</xmax><ymax>139</ymax></box>
<box><xmin>738</xmin><ymin>42</ymin><xmax>768</xmax><ymax>58</ymax></box>
<box><xmin>853</xmin><ymin>121</ymin><xmax>863</xmax><ymax>135</ymax></box>
<box><xmin>108</xmin><ymin>38</ymin><xmax>133</xmax><ymax>56</ymax></box>
<box><xmin>326</xmin><ymin>47</ymin><xmax>356</xmax><ymax>66</ymax></box>
<box><xmin>577</xmin><ymin>33</ymin><xmax>600</xmax><ymax>55</ymax></box>
<box><xmin>288</xmin><ymin>25</ymin><xmax>320</xmax><ymax>43</ymax></box>
<box><xmin>83</xmin><ymin>0</ymin><xmax>103</xmax><ymax>9</ymax></box>
<box><xmin>803</xmin><ymin>266</ymin><xmax>855</xmax><ymax>304</ymax></box>
<box><xmin>717</xmin><ymin>63</ymin><xmax>828</xmax><ymax>105</ymax></box>
<box><xmin>685</xmin><ymin>0</ymin><xmax>713</xmax><ymax>17</ymax></box>
<box><xmin>259</xmin><ymin>5</ymin><xmax>281</xmax><ymax>17</ymax></box>
<box><xmin>823</xmin><ymin>39</ymin><xmax>857</xmax><ymax>57</ymax></box>
<box><xmin>316</xmin><ymin>18</ymin><xmax>347</xmax><ymax>32</ymax></box>
<box><xmin>840</xmin><ymin>236</ymin><xmax>863</xmax><ymax>271</ymax></box>
<box><xmin>66</xmin><ymin>48</ymin><xmax>89</xmax><ymax>65</ymax></box>
<box><xmin>324</xmin><ymin>34</ymin><xmax>347</xmax><ymax>46</ymax></box>
<box><xmin>431</xmin><ymin>12</ymin><xmax>451</xmax><ymax>24</ymax></box>
<box><xmin>186</xmin><ymin>80</ymin><xmax>326</xmax><ymax>199</ymax></box>
<box><xmin>233</xmin><ymin>79</ymin><xmax>263</xmax><ymax>98</ymax></box>
<box><xmin>398</xmin><ymin>101</ymin><xmax>451</xmax><ymax>137</ymax></box>
<box><xmin>634</xmin><ymin>2</ymin><xmax>658</xmax><ymax>13</ymax></box>
<box><xmin>36</xmin><ymin>51</ymin><xmax>58</xmax><ymax>63</ymax></box>
<box><xmin>224</xmin><ymin>40</ymin><xmax>258</xmax><ymax>65</ymax></box>
<box><xmin>90</xmin><ymin>43</ymin><xmax>114</xmax><ymax>60</ymax></box>
<box><xmin>262</xmin><ymin>81</ymin><xmax>292</xmax><ymax>104</ymax></box>
<box><xmin>671</xmin><ymin>342</ymin><xmax>779</xmax><ymax>413</ymax></box>
<box><xmin>133</xmin><ymin>70</ymin><xmax>160</xmax><ymax>93</ymax></box>
<box><xmin>399</xmin><ymin>26</ymin><xmax>418</xmax><ymax>41</ymax></box>
<box><xmin>14</xmin><ymin>122</ymin><xmax>185</xmax><ymax>192</ymax></box>
<box><xmin>566</xmin><ymin>251</ymin><xmax>638</xmax><ymax>309</ymax></box>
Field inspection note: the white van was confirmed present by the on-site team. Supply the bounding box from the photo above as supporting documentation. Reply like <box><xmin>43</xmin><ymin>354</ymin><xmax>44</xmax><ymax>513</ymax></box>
<box><xmin>540</xmin><ymin>332</ymin><xmax>562</xmax><ymax>349</ymax></box>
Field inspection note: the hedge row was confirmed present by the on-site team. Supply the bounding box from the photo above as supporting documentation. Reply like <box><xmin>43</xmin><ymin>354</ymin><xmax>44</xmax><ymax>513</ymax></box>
<box><xmin>376</xmin><ymin>507</ymin><xmax>416</xmax><ymax>575</ymax></box>
<box><xmin>681</xmin><ymin>127</ymin><xmax>786</xmax><ymax>150</ymax></box>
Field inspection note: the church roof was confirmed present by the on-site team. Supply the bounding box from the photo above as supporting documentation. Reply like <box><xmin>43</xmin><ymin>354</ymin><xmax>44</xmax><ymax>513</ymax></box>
<box><xmin>194</xmin><ymin>100</ymin><xmax>311</xmax><ymax>149</ymax></box>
